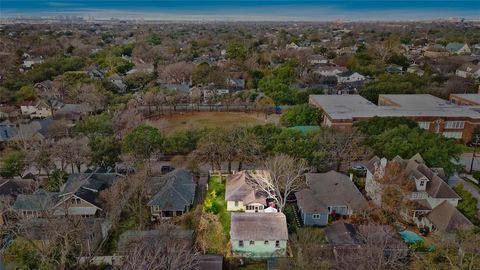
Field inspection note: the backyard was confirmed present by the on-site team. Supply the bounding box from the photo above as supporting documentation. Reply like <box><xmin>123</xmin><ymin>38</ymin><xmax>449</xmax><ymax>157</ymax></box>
<box><xmin>204</xmin><ymin>174</ymin><xmax>231</xmax><ymax>237</ymax></box>
<box><xmin>146</xmin><ymin>111</ymin><xmax>279</xmax><ymax>135</ymax></box>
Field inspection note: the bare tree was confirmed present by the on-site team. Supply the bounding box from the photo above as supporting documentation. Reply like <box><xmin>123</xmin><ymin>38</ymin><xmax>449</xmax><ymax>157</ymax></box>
<box><xmin>250</xmin><ymin>154</ymin><xmax>307</xmax><ymax>212</ymax></box>
<box><xmin>315</xmin><ymin>129</ymin><xmax>371</xmax><ymax>172</ymax></box>
<box><xmin>160</xmin><ymin>61</ymin><xmax>194</xmax><ymax>84</ymax></box>
<box><xmin>118</xmin><ymin>227</ymin><xmax>200</xmax><ymax>270</ymax></box>
<box><xmin>335</xmin><ymin>225</ymin><xmax>409</xmax><ymax>270</ymax></box>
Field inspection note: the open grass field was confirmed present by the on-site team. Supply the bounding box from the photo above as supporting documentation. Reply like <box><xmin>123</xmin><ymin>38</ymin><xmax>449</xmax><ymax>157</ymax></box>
<box><xmin>146</xmin><ymin>111</ymin><xmax>280</xmax><ymax>135</ymax></box>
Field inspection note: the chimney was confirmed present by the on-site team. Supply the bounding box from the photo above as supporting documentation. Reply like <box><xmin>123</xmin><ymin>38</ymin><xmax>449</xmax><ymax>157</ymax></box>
<box><xmin>380</xmin><ymin>157</ymin><xmax>387</xmax><ymax>168</ymax></box>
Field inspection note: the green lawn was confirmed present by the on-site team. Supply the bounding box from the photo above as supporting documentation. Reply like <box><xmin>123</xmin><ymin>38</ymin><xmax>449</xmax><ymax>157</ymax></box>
<box><xmin>204</xmin><ymin>175</ymin><xmax>231</xmax><ymax>238</ymax></box>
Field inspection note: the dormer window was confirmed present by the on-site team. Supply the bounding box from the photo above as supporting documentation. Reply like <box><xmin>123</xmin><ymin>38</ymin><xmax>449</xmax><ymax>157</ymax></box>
<box><xmin>420</xmin><ymin>181</ymin><xmax>425</xmax><ymax>187</ymax></box>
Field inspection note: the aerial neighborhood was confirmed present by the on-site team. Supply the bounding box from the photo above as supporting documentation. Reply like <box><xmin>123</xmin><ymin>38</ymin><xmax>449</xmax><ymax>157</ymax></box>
<box><xmin>0</xmin><ymin>17</ymin><xmax>479</xmax><ymax>270</ymax></box>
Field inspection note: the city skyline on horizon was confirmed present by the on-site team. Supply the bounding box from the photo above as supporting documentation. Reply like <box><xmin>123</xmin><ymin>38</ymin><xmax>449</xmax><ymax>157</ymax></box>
<box><xmin>1</xmin><ymin>0</ymin><xmax>480</xmax><ymax>21</ymax></box>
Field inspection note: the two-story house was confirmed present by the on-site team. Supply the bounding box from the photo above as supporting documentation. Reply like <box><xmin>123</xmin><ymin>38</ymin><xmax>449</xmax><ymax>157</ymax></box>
<box><xmin>230</xmin><ymin>212</ymin><xmax>288</xmax><ymax>258</ymax></box>
<box><xmin>225</xmin><ymin>170</ymin><xmax>268</xmax><ymax>213</ymax></box>
<box><xmin>365</xmin><ymin>154</ymin><xmax>470</xmax><ymax>233</ymax></box>
<box><xmin>295</xmin><ymin>171</ymin><xmax>368</xmax><ymax>226</ymax></box>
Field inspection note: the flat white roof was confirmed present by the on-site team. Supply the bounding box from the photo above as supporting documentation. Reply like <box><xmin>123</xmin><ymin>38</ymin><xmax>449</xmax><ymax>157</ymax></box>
<box><xmin>310</xmin><ymin>94</ymin><xmax>480</xmax><ymax>121</ymax></box>
<box><xmin>451</xmin><ymin>94</ymin><xmax>480</xmax><ymax>106</ymax></box>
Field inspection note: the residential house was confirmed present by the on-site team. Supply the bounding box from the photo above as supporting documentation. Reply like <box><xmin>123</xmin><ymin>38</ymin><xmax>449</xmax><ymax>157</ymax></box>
<box><xmin>0</xmin><ymin>178</ymin><xmax>36</xmax><ymax>200</ymax></box>
<box><xmin>21</xmin><ymin>56</ymin><xmax>44</xmax><ymax>70</ymax></box>
<box><xmin>34</xmin><ymin>80</ymin><xmax>53</xmax><ymax>93</ymax></box>
<box><xmin>0</xmin><ymin>121</ymin><xmax>16</xmax><ymax>146</ymax></box>
<box><xmin>385</xmin><ymin>64</ymin><xmax>404</xmax><ymax>74</ymax></box>
<box><xmin>365</xmin><ymin>153</ymin><xmax>463</xmax><ymax>232</ymax></box>
<box><xmin>325</xmin><ymin>223</ymin><xmax>408</xmax><ymax>260</ymax></box>
<box><xmin>230</xmin><ymin>212</ymin><xmax>288</xmax><ymax>258</ymax></box>
<box><xmin>10</xmin><ymin>118</ymin><xmax>56</xmax><ymax>146</ymax></box>
<box><xmin>296</xmin><ymin>171</ymin><xmax>368</xmax><ymax>226</ymax></box>
<box><xmin>54</xmin><ymin>103</ymin><xmax>93</xmax><ymax>126</ymax></box>
<box><xmin>85</xmin><ymin>64</ymin><xmax>105</xmax><ymax>79</ymax></box>
<box><xmin>226</xmin><ymin>78</ymin><xmax>246</xmax><ymax>91</ymax></box>
<box><xmin>407</xmin><ymin>64</ymin><xmax>425</xmax><ymax>76</ymax></box>
<box><xmin>0</xmin><ymin>105</ymin><xmax>20</xmax><ymax>120</ymax></box>
<box><xmin>225</xmin><ymin>170</ymin><xmax>268</xmax><ymax>212</ymax></box>
<box><xmin>117</xmin><ymin>226</ymin><xmax>194</xmax><ymax>254</ymax></box>
<box><xmin>20</xmin><ymin>100</ymin><xmax>52</xmax><ymax>118</ymax></box>
<box><xmin>286</xmin><ymin>42</ymin><xmax>299</xmax><ymax>50</ymax></box>
<box><xmin>314</xmin><ymin>66</ymin><xmax>348</xmax><ymax>77</ymax></box>
<box><xmin>423</xmin><ymin>200</ymin><xmax>472</xmax><ymax>233</ymax></box>
<box><xmin>160</xmin><ymin>83</ymin><xmax>190</xmax><ymax>94</ymax></box>
<box><xmin>18</xmin><ymin>217</ymin><xmax>106</xmax><ymax>255</ymax></box>
<box><xmin>126</xmin><ymin>62</ymin><xmax>154</xmax><ymax>75</ymax></box>
<box><xmin>423</xmin><ymin>46</ymin><xmax>449</xmax><ymax>58</ymax></box>
<box><xmin>12</xmin><ymin>189</ymin><xmax>58</xmax><ymax>218</ymax></box>
<box><xmin>147</xmin><ymin>169</ymin><xmax>196</xmax><ymax>220</ymax></box>
<box><xmin>53</xmin><ymin>172</ymin><xmax>123</xmax><ymax>217</ymax></box>
<box><xmin>455</xmin><ymin>63</ymin><xmax>480</xmax><ymax>79</ymax></box>
<box><xmin>108</xmin><ymin>74</ymin><xmax>127</xmax><ymax>92</ymax></box>
<box><xmin>310</xmin><ymin>55</ymin><xmax>329</xmax><ymax>65</ymax></box>
<box><xmin>446</xmin><ymin>43</ymin><xmax>471</xmax><ymax>55</ymax></box>
<box><xmin>336</xmin><ymin>71</ymin><xmax>366</xmax><ymax>83</ymax></box>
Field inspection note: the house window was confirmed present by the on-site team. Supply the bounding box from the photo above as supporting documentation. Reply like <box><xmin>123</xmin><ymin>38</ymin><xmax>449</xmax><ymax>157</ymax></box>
<box><xmin>246</xmin><ymin>205</ymin><xmax>254</xmax><ymax>210</ymax></box>
<box><xmin>71</xmin><ymin>197</ymin><xmax>81</xmax><ymax>204</ymax></box>
<box><xmin>312</xmin><ymin>214</ymin><xmax>321</xmax><ymax>219</ymax></box>
<box><xmin>418</xmin><ymin>122</ymin><xmax>430</xmax><ymax>130</ymax></box>
<box><xmin>420</xmin><ymin>181</ymin><xmax>425</xmax><ymax>187</ymax></box>
<box><xmin>239</xmin><ymin>240</ymin><xmax>244</xmax><ymax>247</ymax></box>
<box><xmin>249</xmin><ymin>240</ymin><xmax>255</xmax><ymax>246</ymax></box>
<box><xmin>275</xmin><ymin>241</ymin><xmax>280</xmax><ymax>248</ymax></box>
<box><xmin>443</xmin><ymin>131</ymin><xmax>463</xmax><ymax>139</ymax></box>
<box><xmin>264</xmin><ymin>240</ymin><xmax>269</xmax><ymax>245</ymax></box>
<box><xmin>444</xmin><ymin>121</ymin><xmax>464</xmax><ymax>129</ymax></box>
<box><xmin>234</xmin><ymin>201</ymin><xmax>239</xmax><ymax>207</ymax></box>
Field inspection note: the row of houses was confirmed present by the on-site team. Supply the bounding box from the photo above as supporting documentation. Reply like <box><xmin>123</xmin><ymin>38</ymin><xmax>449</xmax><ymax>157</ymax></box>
<box><xmin>310</xmin><ymin>93</ymin><xmax>480</xmax><ymax>142</ymax></box>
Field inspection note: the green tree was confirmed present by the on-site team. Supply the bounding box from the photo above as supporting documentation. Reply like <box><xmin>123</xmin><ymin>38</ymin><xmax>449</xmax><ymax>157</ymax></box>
<box><xmin>90</xmin><ymin>136</ymin><xmax>121</xmax><ymax>168</ymax></box>
<box><xmin>3</xmin><ymin>238</ymin><xmax>40</xmax><ymax>270</ymax></box>
<box><xmin>150</xmin><ymin>34</ymin><xmax>162</xmax><ymax>45</ymax></box>
<box><xmin>46</xmin><ymin>169</ymin><xmax>67</xmax><ymax>192</ymax></box>
<box><xmin>259</xmin><ymin>64</ymin><xmax>296</xmax><ymax>104</ymax></box>
<box><xmin>0</xmin><ymin>150</ymin><xmax>26</xmax><ymax>177</ymax></box>
<box><xmin>164</xmin><ymin>129</ymin><xmax>203</xmax><ymax>155</ymax></box>
<box><xmin>354</xmin><ymin>116</ymin><xmax>418</xmax><ymax>144</ymax></box>
<box><xmin>371</xmin><ymin>125</ymin><xmax>462</xmax><ymax>175</ymax></box>
<box><xmin>280</xmin><ymin>104</ymin><xmax>322</xmax><ymax>127</ymax></box>
<box><xmin>75</xmin><ymin>113</ymin><xmax>113</xmax><ymax>139</ymax></box>
<box><xmin>122</xmin><ymin>124</ymin><xmax>163</xmax><ymax>159</ymax></box>
<box><xmin>360</xmin><ymin>73</ymin><xmax>427</xmax><ymax>103</ymax></box>
<box><xmin>453</xmin><ymin>184</ymin><xmax>479</xmax><ymax>222</ymax></box>
<box><xmin>15</xmin><ymin>85</ymin><xmax>36</xmax><ymax>104</ymax></box>
<box><xmin>226</xmin><ymin>42</ymin><xmax>248</xmax><ymax>61</ymax></box>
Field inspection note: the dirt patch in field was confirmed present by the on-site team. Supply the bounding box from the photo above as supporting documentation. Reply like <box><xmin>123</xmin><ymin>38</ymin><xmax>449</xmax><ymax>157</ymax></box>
<box><xmin>145</xmin><ymin>111</ymin><xmax>280</xmax><ymax>134</ymax></box>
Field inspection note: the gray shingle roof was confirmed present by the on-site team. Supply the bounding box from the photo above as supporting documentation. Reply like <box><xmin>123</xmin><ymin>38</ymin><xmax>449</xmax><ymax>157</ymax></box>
<box><xmin>12</xmin><ymin>189</ymin><xmax>58</xmax><ymax>211</ymax></box>
<box><xmin>147</xmin><ymin>169</ymin><xmax>196</xmax><ymax>211</ymax></box>
<box><xmin>296</xmin><ymin>171</ymin><xmax>368</xmax><ymax>213</ymax></box>
<box><xmin>230</xmin><ymin>212</ymin><xmax>288</xmax><ymax>241</ymax></box>
<box><xmin>225</xmin><ymin>171</ymin><xmax>267</xmax><ymax>205</ymax></box>
<box><xmin>427</xmin><ymin>201</ymin><xmax>472</xmax><ymax>232</ymax></box>
<box><xmin>60</xmin><ymin>173</ymin><xmax>121</xmax><ymax>207</ymax></box>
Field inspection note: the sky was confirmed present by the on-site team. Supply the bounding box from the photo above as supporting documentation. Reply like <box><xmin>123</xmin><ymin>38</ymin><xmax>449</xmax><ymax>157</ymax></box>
<box><xmin>1</xmin><ymin>0</ymin><xmax>480</xmax><ymax>21</ymax></box>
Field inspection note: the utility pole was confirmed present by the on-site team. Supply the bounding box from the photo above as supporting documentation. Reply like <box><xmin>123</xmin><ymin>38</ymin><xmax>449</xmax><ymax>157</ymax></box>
<box><xmin>469</xmin><ymin>134</ymin><xmax>480</xmax><ymax>174</ymax></box>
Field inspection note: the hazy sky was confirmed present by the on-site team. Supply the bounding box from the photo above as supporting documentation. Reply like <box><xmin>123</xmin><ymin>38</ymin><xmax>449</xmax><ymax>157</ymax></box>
<box><xmin>1</xmin><ymin>0</ymin><xmax>480</xmax><ymax>21</ymax></box>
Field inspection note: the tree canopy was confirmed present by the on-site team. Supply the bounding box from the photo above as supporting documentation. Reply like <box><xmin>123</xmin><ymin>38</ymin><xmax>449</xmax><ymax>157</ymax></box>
<box><xmin>122</xmin><ymin>124</ymin><xmax>163</xmax><ymax>159</ymax></box>
<box><xmin>280</xmin><ymin>104</ymin><xmax>322</xmax><ymax>127</ymax></box>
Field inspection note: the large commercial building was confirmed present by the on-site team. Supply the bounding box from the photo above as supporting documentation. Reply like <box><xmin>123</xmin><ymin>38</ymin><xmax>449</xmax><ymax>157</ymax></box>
<box><xmin>309</xmin><ymin>94</ymin><xmax>480</xmax><ymax>141</ymax></box>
